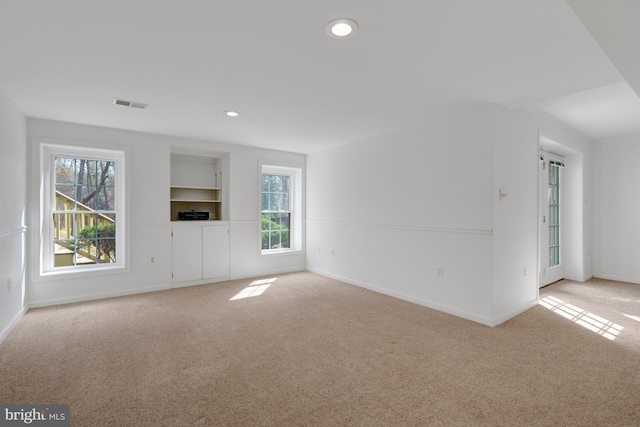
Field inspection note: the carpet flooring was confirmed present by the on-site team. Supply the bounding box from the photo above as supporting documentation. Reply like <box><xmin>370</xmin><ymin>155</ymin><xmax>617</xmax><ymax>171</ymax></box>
<box><xmin>1</xmin><ymin>271</ymin><xmax>639</xmax><ymax>426</ymax></box>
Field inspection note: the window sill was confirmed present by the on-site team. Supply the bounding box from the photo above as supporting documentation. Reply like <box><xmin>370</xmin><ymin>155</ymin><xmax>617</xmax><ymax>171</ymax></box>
<box><xmin>38</xmin><ymin>264</ymin><xmax>128</xmax><ymax>281</ymax></box>
<box><xmin>261</xmin><ymin>248</ymin><xmax>304</xmax><ymax>256</ymax></box>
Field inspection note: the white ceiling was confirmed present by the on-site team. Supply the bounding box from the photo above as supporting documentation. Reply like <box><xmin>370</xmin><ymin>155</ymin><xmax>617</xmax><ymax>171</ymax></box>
<box><xmin>0</xmin><ymin>0</ymin><xmax>637</xmax><ymax>154</ymax></box>
<box><xmin>534</xmin><ymin>82</ymin><xmax>640</xmax><ymax>140</ymax></box>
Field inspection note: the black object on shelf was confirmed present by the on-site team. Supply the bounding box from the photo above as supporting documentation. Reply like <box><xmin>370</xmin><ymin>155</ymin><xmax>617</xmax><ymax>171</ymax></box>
<box><xmin>178</xmin><ymin>211</ymin><xmax>210</xmax><ymax>220</ymax></box>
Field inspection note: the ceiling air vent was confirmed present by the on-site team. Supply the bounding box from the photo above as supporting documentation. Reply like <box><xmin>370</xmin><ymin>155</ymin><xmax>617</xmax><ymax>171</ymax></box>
<box><xmin>113</xmin><ymin>98</ymin><xmax>148</xmax><ymax>109</ymax></box>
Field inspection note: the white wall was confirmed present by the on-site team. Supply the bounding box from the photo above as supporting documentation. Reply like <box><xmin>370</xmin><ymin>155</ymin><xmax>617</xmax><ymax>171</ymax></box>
<box><xmin>561</xmin><ymin>150</ymin><xmax>591</xmax><ymax>282</ymax></box>
<box><xmin>307</xmin><ymin>103</ymin><xmax>496</xmax><ymax>324</ymax></box>
<box><xmin>27</xmin><ymin>119</ymin><xmax>305</xmax><ymax>307</ymax></box>
<box><xmin>491</xmin><ymin>107</ymin><xmax>539</xmax><ymax>323</ymax></box>
<box><xmin>0</xmin><ymin>89</ymin><xmax>27</xmax><ymax>343</ymax></box>
<box><xmin>592</xmin><ymin>134</ymin><xmax>640</xmax><ymax>283</ymax></box>
<box><xmin>307</xmin><ymin>102</ymin><xmax>593</xmax><ymax>326</ymax></box>
<box><xmin>491</xmin><ymin>107</ymin><xmax>593</xmax><ymax>323</ymax></box>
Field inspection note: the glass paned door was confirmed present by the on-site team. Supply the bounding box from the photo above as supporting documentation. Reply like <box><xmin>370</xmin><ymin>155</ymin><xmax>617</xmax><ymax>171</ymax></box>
<box><xmin>539</xmin><ymin>155</ymin><xmax>564</xmax><ymax>288</ymax></box>
<box><xmin>548</xmin><ymin>164</ymin><xmax>560</xmax><ymax>268</ymax></box>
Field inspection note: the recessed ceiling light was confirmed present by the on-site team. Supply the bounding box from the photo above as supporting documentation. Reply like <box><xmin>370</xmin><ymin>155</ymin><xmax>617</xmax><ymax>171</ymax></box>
<box><xmin>224</xmin><ymin>110</ymin><xmax>239</xmax><ymax>117</ymax></box>
<box><xmin>326</xmin><ymin>18</ymin><xmax>358</xmax><ymax>39</ymax></box>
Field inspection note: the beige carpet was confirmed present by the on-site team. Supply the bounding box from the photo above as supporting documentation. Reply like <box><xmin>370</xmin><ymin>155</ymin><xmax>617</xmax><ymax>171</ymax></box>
<box><xmin>1</xmin><ymin>271</ymin><xmax>639</xmax><ymax>426</ymax></box>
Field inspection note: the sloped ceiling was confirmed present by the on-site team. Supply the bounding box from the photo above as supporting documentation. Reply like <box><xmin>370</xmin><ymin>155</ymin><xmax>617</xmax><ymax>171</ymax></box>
<box><xmin>534</xmin><ymin>0</ymin><xmax>640</xmax><ymax>141</ymax></box>
<box><xmin>566</xmin><ymin>0</ymin><xmax>640</xmax><ymax>99</ymax></box>
<box><xmin>0</xmin><ymin>0</ymin><xmax>635</xmax><ymax>153</ymax></box>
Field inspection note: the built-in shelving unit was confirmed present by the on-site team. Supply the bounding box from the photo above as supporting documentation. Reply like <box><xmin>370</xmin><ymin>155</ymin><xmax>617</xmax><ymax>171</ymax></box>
<box><xmin>170</xmin><ymin>152</ymin><xmax>226</xmax><ymax>221</ymax></box>
<box><xmin>170</xmin><ymin>150</ymin><xmax>230</xmax><ymax>285</ymax></box>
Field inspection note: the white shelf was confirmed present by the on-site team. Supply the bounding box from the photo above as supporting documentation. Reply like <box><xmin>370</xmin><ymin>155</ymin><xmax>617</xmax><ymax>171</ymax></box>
<box><xmin>170</xmin><ymin>185</ymin><xmax>222</xmax><ymax>190</ymax></box>
<box><xmin>170</xmin><ymin>199</ymin><xmax>221</xmax><ymax>203</ymax></box>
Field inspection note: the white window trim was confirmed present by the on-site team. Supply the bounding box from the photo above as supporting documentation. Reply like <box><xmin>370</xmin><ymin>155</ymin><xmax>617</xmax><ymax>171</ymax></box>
<box><xmin>40</xmin><ymin>142</ymin><xmax>127</xmax><ymax>276</ymax></box>
<box><xmin>259</xmin><ymin>163</ymin><xmax>304</xmax><ymax>255</ymax></box>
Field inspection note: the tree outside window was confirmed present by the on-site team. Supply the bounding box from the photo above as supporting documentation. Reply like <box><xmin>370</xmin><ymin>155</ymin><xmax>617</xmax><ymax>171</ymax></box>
<box><xmin>261</xmin><ymin>174</ymin><xmax>291</xmax><ymax>250</ymax></box>
<box><xmin>53</xmin><ymin>157</ymin><xmax>118</xmax><ymax>267</ymax></box>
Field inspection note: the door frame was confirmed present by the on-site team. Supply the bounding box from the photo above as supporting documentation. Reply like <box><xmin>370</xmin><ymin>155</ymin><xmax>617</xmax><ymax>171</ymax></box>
<box><xmin>539</xmin><ymin>150</ymin><xmax>565</xmax><ymax>287</ymax></box>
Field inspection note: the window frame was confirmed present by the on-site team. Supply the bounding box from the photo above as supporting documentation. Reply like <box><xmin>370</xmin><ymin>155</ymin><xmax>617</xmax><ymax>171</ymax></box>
<box><xmin>259</xmin><ymin>163</ymin><xmax>304</xmax><ymax>255</ymax></box>
<box><xmin>40</xmin><ymin>142</ymin><xmax>127</xmax><ymax>276</ymax></box>
<box><xmin>262</xmin><ymin>172</ymin><xmax>293</xmax><ymax>251</ymax></box>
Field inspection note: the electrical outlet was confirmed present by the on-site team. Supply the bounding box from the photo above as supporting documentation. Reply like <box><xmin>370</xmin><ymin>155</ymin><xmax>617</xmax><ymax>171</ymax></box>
<box><xmin>331</xmin><ymin>249</ymin><xmax>335</xmax><ymax>256</ymax></box>
<box><xmin>150</xmin><ymin>257</ymin><xmax>155</xmax><ymax>265</ymax></box>
<box><xmin>523</xmin><ymin>266</ymin><xmax>527</xmax><ymax>278</ymax></box>
<box><xmin>7</xmin><ymin>278</ymin><xmax>12</xmax><ymax>292</ymax></box>
<box><xmin>435</xmin><ymin>266</ymin><xmax>443</xmax><ymax>278</ymax></box>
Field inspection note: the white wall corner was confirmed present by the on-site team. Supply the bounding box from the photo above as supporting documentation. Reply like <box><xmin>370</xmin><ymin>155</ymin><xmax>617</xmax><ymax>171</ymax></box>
<box><xmin>490</xmin><ymin>300</ymin><xmax>538</xmax><ymax>327</ymax></box>
<box><xmin>0</xmin><ymin>307</ymin><xmax>28</xmax><ymax>345</ymax></box>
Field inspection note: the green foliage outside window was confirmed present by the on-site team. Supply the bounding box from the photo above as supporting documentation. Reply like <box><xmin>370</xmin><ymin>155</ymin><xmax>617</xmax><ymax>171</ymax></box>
<box><xmin>262</xmin><ymin>217</ymin><xmax>290</xmax><ymax>250</ymax></box>
<box><xmin>77</xmin><ymin>223</ymin><xmax>117</xmax><ymax>263</ymax></box>
<box><xmin>262</xmin><ymin>173</ymin><xmax>291</xmax><ymax>250</ymax></box>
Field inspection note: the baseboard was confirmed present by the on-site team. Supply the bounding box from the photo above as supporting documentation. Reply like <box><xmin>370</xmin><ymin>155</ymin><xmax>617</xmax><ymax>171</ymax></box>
<box><xmin>170</xmin><ymin>276</ymin><xmax>230</xmax><ymax>289</ymax></box>
<box><xmin>306</xmin><ymin>267</ymin><xmax>495</xmax><ymax>327</ymax></box>
<box><xmin>28</xmin><ymin>268</ymin><xmax>307</xmax><ymax>308</ymax></box>
<box><xmin>230</xmin><ymin>267</ymin><xmax>305</xmax><ymax>282</ymax></box>
<box><xmin>0</xmin><ymin>307</ymin><xmax>28</xmax><ymax>345</ymax></box>
<box><xmin>490</xmin><ymin>300</ymin><xmax>538</xmax><ymax>327</ymax></box>
<box><xmin>592</xmin><ymin>273</ymin><xmax>640</xmax><ymax>285</ymax></box>
<box><xmin>29</xmin><ymin>284</ymin><xmax>171</xmax><ymax>308</ymax></box>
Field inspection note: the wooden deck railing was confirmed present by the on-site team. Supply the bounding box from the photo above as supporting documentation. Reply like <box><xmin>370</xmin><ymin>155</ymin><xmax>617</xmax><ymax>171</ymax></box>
<box><xmin>54</xmin><ymin>191</ymin><xmax>115</xmax><ymax>265</ymax></box>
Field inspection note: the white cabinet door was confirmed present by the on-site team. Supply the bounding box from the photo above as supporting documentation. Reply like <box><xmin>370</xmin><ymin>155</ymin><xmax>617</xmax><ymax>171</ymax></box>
<box><xmin>202</xmin><ymin>224</ymin><xmax>229</xmax><ymax>280</ymax></box>
<box><xmin>172</xmin><ymin>226</ymin><xmax>203</xmax><ymax>282</ymax></box>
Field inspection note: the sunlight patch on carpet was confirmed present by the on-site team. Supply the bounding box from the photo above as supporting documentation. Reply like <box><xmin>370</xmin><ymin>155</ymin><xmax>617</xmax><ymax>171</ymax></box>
<box><xmin>539</xmin><ymin>295</ymin><xmax>624</xmax><ymax>341</ymax></box>
<box><xmin>623</xmin><ymin>314</ymin><xmax>640</xmax><ymax>323</ymax></box>
<box><xmin>230</xmin><ymin>278</ymin><xmax>278</xmax><ymax>301</ymax></box>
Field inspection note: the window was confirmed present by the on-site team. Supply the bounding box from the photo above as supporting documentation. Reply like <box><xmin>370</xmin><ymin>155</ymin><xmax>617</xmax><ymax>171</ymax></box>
<box><xmin>260</xmin><ymin>164</ymin><xmax>303</xmax><ymax>254</ymax></box>
<box><xmin>262</xmin><ymin>174</ymin><xmax>291</xmax><ymax>250</ymax></box>
<box><xmin>41</xmin><ymin>143</ymin><xmax>126</xmax><ymax>274</ymax></box>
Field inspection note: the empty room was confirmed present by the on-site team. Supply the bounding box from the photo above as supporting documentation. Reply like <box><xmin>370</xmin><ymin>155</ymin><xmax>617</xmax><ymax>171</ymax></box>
<box><xmin>1</xmin><ymin>1</ymin><xmax>639</xmax><ymax>425</ymax></box>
